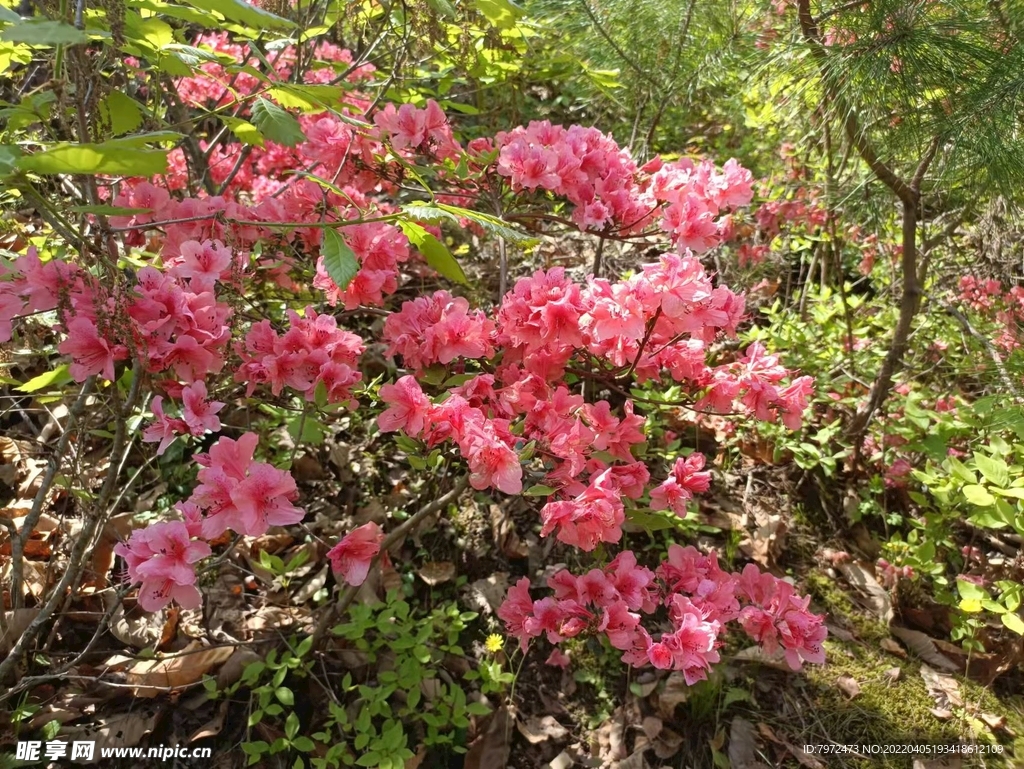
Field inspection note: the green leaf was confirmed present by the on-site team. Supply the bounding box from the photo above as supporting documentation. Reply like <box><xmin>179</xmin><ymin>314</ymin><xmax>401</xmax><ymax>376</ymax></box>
<box><xmin>220</xmin><ymin>116</ymin><xmax>264</xmax><ymax>147</ymax></box>
<box><xmin>973</xmin><ymin>453</ymin><xmax>1010</xmax><ymax>488</ymax></box>
<box><xmin>524</xmin><ymin>485</ymin><xmax>557</xmax><ymax>496</ymax></box>
<box><xmin>626</xmin><ymin>508</ymin><xmax>682</xmax><ymax>532</ymax></box>
<box><xmin>69</xmin><ymin>204</ymin><xmax>154</xmax><ymax>216</ymax></box>
<box><xmin>292</xmin><ymin>736</ymin><xmax>315</xmax><ymax>752</ymax></box>
<box><xmin>276</xmin><ymin>687</ymin><xmax>295</xmax><ymax>706</ymax></box>
<box><xmin>0</xmin><ymin>5</ymin><xmax>22</xmax><ymax>22</ymax></box>
<box><xmin>401</xmin><ymin>203</ymin><xmax>537</xmax><ymax>247</ymax></box>
<box><xmin>250</xmin><ymin>97</ymin><xmax>306</xmax><ymax>147</ymax></box>
<box><xmin>269</xmin><ymin>84</ymin><xmax>348</xmax><ymax>113</ymax></box>
<box><xmin>320</xmin><ymin>228</ymin><xmax>359</xmax><ymax>290</ymax></box>
<box><xmin>1</xmin><ymin>20</ymin><xmax>88</xmax><ymax>46</ymax></box>
<box><xmin>284</xmin><ymin>711</ymin><xmax>299</xmax><ymax>739</ymax></box>
<box><xmin>962</xmin><ymin>485</ymin><xmax>996</xmax><ymax>507</ymax></box>
<box><xmin>19</xmin><ymin>143</ymin><xmax>169</xmax><ymax>176</ymax></box>
<box><xmin>98</xmin><ymin>91</ymin><xmax>143</xmax><ymax>136</ymax></box>
<box><xmin>17</xmin><ymin>364</ymin><xmax>72</xmax><ymax>393</ymax></box>
<box><xmin>472</xmin><ymin>0</ymin><xmax>522</xmax><ymax>28</ymax></box>
<box><xmin>0</xmin><ymin>144</ymin><xmax>23</xmax><ymax>176</ymax></box>
<box><xmin>398</xmin><ymin>220</ymin><xmax>468</xmax><ymax>285</ymax></box>
<box><xmin>426</xmin><ymin>0</ymin><xmax>457</xmax><ymax>18</ymax></box>
<box><xmin>957</xmin><ymin>578</ymin><xmax>988</xmax><ymax>602</ymax></box>
<box><xmin>180</xmin><ymin>0</ymin><xmax>295</xmax><ymax>29</ymax></box>
<box><xmin>1001</xmin><ymin>612</ymin><xmax>1024</xmax><ymax>635</ymax></box>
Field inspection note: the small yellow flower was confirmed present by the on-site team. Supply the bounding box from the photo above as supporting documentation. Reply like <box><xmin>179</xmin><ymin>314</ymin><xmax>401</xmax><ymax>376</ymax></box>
<box><xmin>484</xmin><ymin>634</ymin><xmax>504</xmax><ymax>653</ymax></box>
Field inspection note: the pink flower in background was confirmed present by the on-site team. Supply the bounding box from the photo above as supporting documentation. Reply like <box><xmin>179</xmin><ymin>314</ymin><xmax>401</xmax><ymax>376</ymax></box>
<box><xmin>327</xmin><ymin>521</ymin><xmax>384</xmax><ymax>586</ymax></box>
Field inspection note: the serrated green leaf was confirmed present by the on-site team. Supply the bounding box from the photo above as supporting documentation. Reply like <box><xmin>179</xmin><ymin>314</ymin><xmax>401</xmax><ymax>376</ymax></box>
<box><xmin>19</xmin><ymin>143</ymin><xmax>169</xmax><ymax>176</ymax></box>
<box><xmin>17</xmin><ymin>364</ymin><xmax>72</xmax><ymax>393</ymax></box>
<box><xmin>98</xmin><ymin>91</ymin><xmax>143</xmax><ymax>136</ymax></box>
<box><xmin>401</xmin><ymin>203</ymin><xmax>536</xmax><ymax>247</ymax></box>
<box><xmin>250</xmin><ymin>97</ymin><xmax>306</xmax><ymax>147</ymax></box>
<box><xmin>269</xmin><ymin>84</ymin><xmax>347</xmax><ymax>113</ymax></box>
<box><xmin>1</xmin><ymin>20</ymin><xmax>88</xmax><ymax>46</ymax></box>
<box><xmin>398</xmin><ymin>220</ymin><xmax>468</xmax><ymax>285</ymax></box>
<box><xmin>320</xmin><ymin>228</ymin><xmax>359</xmax><ymax>290</ymax></box>
<box><xmin>220</xmin><ymin>115</ymin><xmax>264</xmax><ymax>147</ymax></box>
<box><xmin>180</xmin><ymin>0</ymin><xmax>295</xmax><ymax>29</ymax></box>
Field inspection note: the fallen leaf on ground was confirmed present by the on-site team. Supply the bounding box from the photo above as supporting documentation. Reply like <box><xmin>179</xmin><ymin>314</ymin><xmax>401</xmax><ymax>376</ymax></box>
<box><xmin>462</xmin><ymin>573</ymin><xmax>510</xmax><ymax>615</ymax></box>
<box><xmin>890</xmin><ymin>627</ymin><xmax>959</xmax><ymax>673</ymax></box>
<box><xmin>127</xmin><ymin>643</ymin><xmax>234</xmax><ymax>697</ymax></box>
<box><xmin>732</xmin><ymin>645</ymin><xmax>796</xmax><ymax>672</ymax></box>
<box><xmin>641</xmin><ymin>716</ymin><xmax>662</xmax><ymax>741</ymax></box>
<box><xmin>656</xmin><ymin>671</ymin><xmax>691</xmax><ymax>718</ymax></box>
<box><xmin>189</xmin><ymin>700</ymin><xmax>229</xmax><ymax>742</ymax></box>
<box><xmin>417</xmin><ymin>561</ymin><xmax>456</xmax><ymax>585</ymax></box>
<box><xmin>545</xmin><ymin>753</ymin><xmax>574</xmax><ymax>769</ymax></box>
<box><xmin>463</xmin><ymin>705</ymin><xmax>513</xmax><ymax>769</ymax></box>
<box><xmin>912</xmin><ymin>759</ymin><xmax>961</xmax><ymax>769</ymax></box>
<box><xmin>653</xmin><ymin>726</ymin><xmax>683</xmax><ymax>759</ymax></box>
<box><xmin>920</xmin><ymin>664</ymin><xmax>963</xmax><ymax>710</ymax></box>
<box><xmin>837</xmin><ymin>675</ymin><xmax>861</xmax><ymax>699</ymax></box>
<box><xmin>617</xmin><ymin>747</ymin><xmax>649</xmax><ymax>769</ymax></box>
<box><xmin>0</xmin><ymin>608</ymin><xmax>38</xmax><ymax>652</ymax></box>
<box><xmin>516</xmin><ymin>715</ymin><xmax>568</xmax><ymax>744</ymax></box>
<box><xmin>728</xmin><ymin>717</ymin><xmax>768</xmax><ymax>769</ymax></box>
<box><xmin>880</xmin><ymin>638</ymin><xmax>907</xmax><ymax>658</ymax></box>
<box><xmin>884</xmin><ymin>667</ymin><xmax>901</xmax><ymax>683</ymax></box>
<box><xmin>60</xmin><ymin>707</ymin><xmax>162</xmax><ymax>763</ymax></box>
<box><xmin>838</xmin><ymin>561</ymin><xmax>893</xmax><ymax>622</ymax></box>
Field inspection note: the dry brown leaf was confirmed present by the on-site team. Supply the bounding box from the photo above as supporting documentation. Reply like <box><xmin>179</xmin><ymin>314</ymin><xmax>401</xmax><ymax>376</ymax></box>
<box><xmin>913</xmin><ymin>759</ymin><xmax>961</xmax><ymax>769</ymax></box>
<box><xmin>126</xmin><ymin>642</ymin><xmax>234</xmax><ymax>697</ymax></box>
<box><xmin>216</xmin><ymin>647</ymin><xmax>262</xmax><ymax>689</ymax></box>
<box><xmin>462</xmin><ymin>573</ymin><xmax>510</xmax><ymax>615</ymax></box>
<box><xmin>837</xmin><ymin>675</ymin><xmax>861</xmax><ymax>699</ymax></box>
<box><xmin>60</xmin><ymin>707</ymin><xmax>162</xmax><ymax>763</ymax></box>
<box><xmin>980</xmin><ymin>712</ymin><xmax>1006</xmax><ymax>731</ymax></box>
<box><xmin>838</xmin><ymin>561</ymin><xmax>893</xmax><ymax>622</ymax></box>
<box><xmin>641</xmin><ymin>716</ymin><xmax>662</xmax><ymax>741</ymax></box>
<box><xmin>463</xmin><ymin>706</ymin><xmax>513</xmax><ymax>769</ymax></box>
<box><xmin>545</xmin><ymin>752</ymin><xmax>575</xmax><ymax>769</ymax></box>
<box><xmin>102</xmin><ymin>589</ymin><xmax>166</xmax><ymax>649</ymax></box>
<box><xmin>597</xmin><ymin>714</ymin><xmax>627</xmax><ymax>763</ymax></box>
<box><xmin>880</xmin><ymin>638</ymin><xmax>907</xmax><ymax>658</ymax></box>
<box><xmin>653</xmin><ymin>726</ymin><xmax>683</xmax><ymax>759</ymax></box>
<box><xmin>617</xmin><ymin>748</ymin><xmax>649</xmax><ymax>769</ymax></box>
<box><xmin>656</xmin><ymin>671</ymin><xmax>691</xmax><ymax>718</ymax></box>
<box><xmin>488</xmin><ymin>503</ymin><xmax>529</xmax><ymax>559</ymax></box>
<box><xmin>516</xmin><ymin>715</ymin><xmax>569</xmax><ymax>744</ymax></box>
<box><xmin>0</xmin><ymin>608</ymin><xmax>38</xmax><ymax>653</ymax></box>
<box><xmin>728</xmin><ymin>717</ymin><xmax>768</xmax><ymax>769</ymax></box>
<box><xmin>930</xmin><ymin>708</ymin><xmax>954</xmax><ymax>720</ymax></box>
<box><xmin>732</xmin><ymin>645</ymin><xmax>797</xmax><ymax>672</ymax></box>
<box><xmin>741</xmin><ymin>514</ymin><xmax>787</xmax><ymax>567</ymax></box>
<box><xmin>920</xmin><ymin>664</ymin><xmax>963</xmax><ymax>710</ymax></box>
<box><xmin>417</xmin><ymin>561</ymin><xmax>456</xmax><ymax>586</ymax></box>
<box><xmin>404</xmin><ymin>747</ymin><xmax>428</xmax><ymax>769</ymax></box>
<box><xmin>189</xmin><ymin>699</ymin><xmax>229</xmax><ymax>742</ymax></box>
<box><xmin>890</xmin><ymin>627</ymin><xmax>959</xmax><ymax>673</ymax></box>
<box><xmin>884</xmin><ymin>667</ymin><xmax>902</xmax><ymax>683</ymax></box>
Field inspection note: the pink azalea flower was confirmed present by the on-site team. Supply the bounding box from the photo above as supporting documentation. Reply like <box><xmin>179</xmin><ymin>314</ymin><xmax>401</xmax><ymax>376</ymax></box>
<box><xmin>378</xmin><ymin>375</ymin><xmax>432</xmax><ymax>436</ymax></box>
<box><xmin>114</xmin><ymin>521</ymin><xmax>211</xmax><ymax>612</ymax></box>
<box><xmin>142</xmin><ymin>396</ymin><xmax>189</xmax><ymax>455</ymax></box>
<box><xmin>327</xmin><ymin>521</ymin><xmax>384</xmax><ymax>586</ymax></box>
<box><xmin>181</xmin><ymin>380</ymin><xmax>225</xmax><ymax>436</ymax></box>
<box><xmin>58</xmin><ymin>316</ymin><xmax>127</xmax><ymax>382</ymax></box>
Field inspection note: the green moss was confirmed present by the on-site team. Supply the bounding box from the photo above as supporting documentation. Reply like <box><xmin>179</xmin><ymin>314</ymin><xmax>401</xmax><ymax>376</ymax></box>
<box><xmin>804</xmin><ymin>571</ymin><xmax>890</xmax><ymax>644</ymax></box>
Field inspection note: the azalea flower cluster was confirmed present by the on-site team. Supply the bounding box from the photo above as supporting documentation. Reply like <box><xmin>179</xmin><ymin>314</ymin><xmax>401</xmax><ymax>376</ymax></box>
<box><xmin>113</xmin><ymin>432</ymin><xmax>306</xmax><ymax>610</ymax></box>
<box><xmin>959</xmin><ymin>274</ymin><xmax>1024</xmax><ymax>351</ymax></box>
<box><xmin>497</xmin><ymin>545</ymin><xmax>827</xmax><ymax>682</ymax></box>
<box><xmin>235</xmin><ymin>306</ymin><xmax>365</xmax><ymax>405</ymax></box>
<box><xmin>375</xmin><ymin>258</ymin><xmax>811</xmax><ymax>550</ymax></box>
<box><xmin>495</xmin><ymin>121</ymin><xmax>754</xmax><ymax>251</ymax></box>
